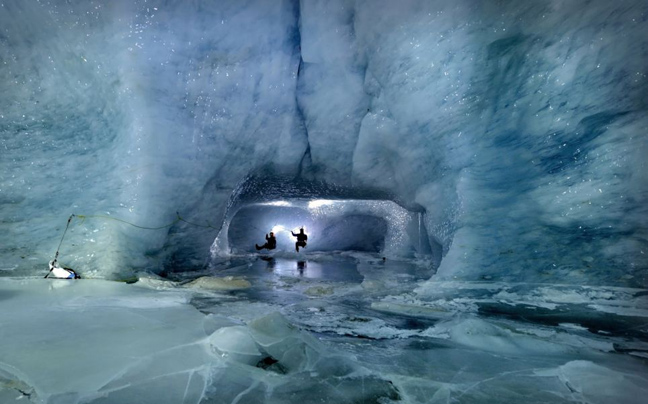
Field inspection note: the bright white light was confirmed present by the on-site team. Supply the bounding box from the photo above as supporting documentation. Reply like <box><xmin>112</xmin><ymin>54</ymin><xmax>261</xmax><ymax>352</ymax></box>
<box><xmin>270</xmin><ymin>225</ymin><xmax>306</xmax><ymax>235</ymax></box>
<box><xmin>265</xmin><ymin>201</ymin><xmax>291</xmax><ymax>207</ymax></box>
<box><xmin>271</xmin><ymin>225</ymin><xmax>288</xmax><ymax>234</ymax></box>
<box><xmin>308</xmin><ymin>199</ymin><xmax>334</xmax><ymax>209</ymax></box>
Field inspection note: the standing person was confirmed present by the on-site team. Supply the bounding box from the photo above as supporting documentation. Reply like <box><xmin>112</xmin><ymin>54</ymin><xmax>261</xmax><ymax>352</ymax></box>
<box><xmin>255</xmin><ymin>232</ymin><xmax>277</xmax><ymax>251</ymax></box>
<box><xmin>291</xmin><ymin>227</ymin><xmax>308</xmax><ymax>252</ymax></box>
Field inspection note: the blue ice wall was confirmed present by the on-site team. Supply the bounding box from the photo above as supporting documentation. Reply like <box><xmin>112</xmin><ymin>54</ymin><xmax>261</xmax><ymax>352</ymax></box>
<box><xmin>1</xmin><ymin>0</ymin><xmax>305</xmax><ymax>276</ymax></box>
<box><xmin>1</xmin><ymin>0</ymin><xmax>646</xmax><ymax>286</ymax></box>
<box><xmin>297</xmin><ymin>0</ymin><xmax>648</xmax><ymax>287</ymax></box>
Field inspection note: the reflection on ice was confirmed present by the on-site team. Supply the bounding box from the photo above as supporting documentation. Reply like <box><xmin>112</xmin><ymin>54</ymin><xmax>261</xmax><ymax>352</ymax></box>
<box><xmin>258</xmin><ymin>257</ymin><xmax>364</xmax><ymax>282</ymax></box>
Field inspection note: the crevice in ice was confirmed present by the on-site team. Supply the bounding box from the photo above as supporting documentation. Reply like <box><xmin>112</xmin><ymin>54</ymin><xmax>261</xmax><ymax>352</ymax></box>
<box><xmin>255</xmin><ymin>356</ymin><xmax>287</xmax><ymax>374</ymax></box>
<box><xmin>295</xmin><ymin>88</ymin><xmax>313</xmax><ymax>178</ymax></box>
<box><xmin>293</xmin><ymin>1</ymin><xmax>312</xmax><ymax>180</ymax></box>
<box><xmin>297</xmin><ymin>142</ymin><xmax>312</xmax><ymax>178</ymax></box>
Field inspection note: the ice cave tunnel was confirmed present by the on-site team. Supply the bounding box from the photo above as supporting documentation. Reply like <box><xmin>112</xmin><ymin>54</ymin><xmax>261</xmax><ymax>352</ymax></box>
<box><xmin>1</xmin><ymin>0</ymin><xmax>647</xmax><ymax>403</ymax></box>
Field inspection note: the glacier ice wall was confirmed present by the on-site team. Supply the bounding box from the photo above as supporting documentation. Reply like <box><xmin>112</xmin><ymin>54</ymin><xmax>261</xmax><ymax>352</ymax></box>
<box><xmin>1</xmin><ymin>0</ymin><xmax>647</xmax><ymax>286</ymax></box>
<box><xmin>296</xmin><ymin>0</ymin><xmax>648</xmax><ymax>287</ymax></box>
<box><xmin>1</xmin><ymin>0</ymin><xmax>305</xmax><ymax>276</ymax></box>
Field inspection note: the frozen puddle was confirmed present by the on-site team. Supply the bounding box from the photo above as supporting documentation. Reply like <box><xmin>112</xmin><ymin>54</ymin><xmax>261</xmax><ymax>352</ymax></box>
<box><xmin>1</xmin><ymin>274</ymin><xmax>648</xmax><ymax>404</ymax></box>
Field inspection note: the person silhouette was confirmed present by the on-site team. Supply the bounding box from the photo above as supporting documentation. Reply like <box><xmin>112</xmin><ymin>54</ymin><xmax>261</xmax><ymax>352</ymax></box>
<box><xmin>291</xmin><ymin>227</ymin><xmax>308</xmax><ymax>252</ymax></box>
<box><xmin>255</xmin><ymin>232</ymin><xmax>277</xmax><ymax>251</ymax></box>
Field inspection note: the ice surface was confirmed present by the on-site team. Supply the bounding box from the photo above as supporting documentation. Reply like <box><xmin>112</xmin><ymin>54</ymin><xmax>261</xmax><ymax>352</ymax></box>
<box><xmin>2</xmin><ymin>254</ymin><xmax>648</xmax><ymax>403</ymax></box>
<box><xmin>0</xmin><ymin>277</ymin><xmax>409</xmax><ymax>403</ymax></box>
<box><xmin>535</xmin><ymin>360</ymin><xmax>648</xmax><ymax>404</ymax></box>
<box><xmin>0</xmin><ymin>278</ymin><xmax>216</xmax><ymax>403</ymax></box>
<box><xmin>183</xmin><ymin>276</ymin><xmax>252</xmax><ymax>291</ymax></box>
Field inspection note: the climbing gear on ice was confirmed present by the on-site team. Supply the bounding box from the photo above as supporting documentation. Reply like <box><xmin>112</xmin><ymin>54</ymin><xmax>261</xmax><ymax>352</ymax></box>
<box><xmin>45</xmin><ymin>260</ymin><xmax>81</xmax><ymax>279</ymax></box>
<box><xmin>45</xmin><ymin>214</ymin><xmax>80</xmax><ymax>279</ymax></box>
<box><xmin>45</xmin><ymin>211</ymin><xmax>218</xmax><ymax>278</ymax></box>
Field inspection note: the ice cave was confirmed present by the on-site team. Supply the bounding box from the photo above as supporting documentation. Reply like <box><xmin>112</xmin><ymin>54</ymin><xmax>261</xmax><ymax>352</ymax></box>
<box><xmin>1</xmin><ymin>0</ymin><xmax>647</xmax><ymax>403</ymax></box>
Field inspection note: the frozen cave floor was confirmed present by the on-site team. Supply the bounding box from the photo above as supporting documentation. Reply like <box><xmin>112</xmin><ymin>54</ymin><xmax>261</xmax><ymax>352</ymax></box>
<box><xmin>1</xmin><ymin>252</ymin><xmax>648</xmax><ymax>404</ymax></box>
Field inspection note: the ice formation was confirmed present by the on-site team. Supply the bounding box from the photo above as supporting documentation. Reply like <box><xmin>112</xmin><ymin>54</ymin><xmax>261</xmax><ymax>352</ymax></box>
<box><xmin>1</xmin><ymin>0</ymin><xmax>647</xmax><ymax>402</ymax></box>
<box><xmin>1</xmin><ymin>0</ymin><xmax>646</xmax><ymax>284</ymax></box>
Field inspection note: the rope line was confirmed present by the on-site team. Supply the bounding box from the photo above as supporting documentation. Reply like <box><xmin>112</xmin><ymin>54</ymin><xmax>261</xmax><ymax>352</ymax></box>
<box><xmin>54</xmin><ymin>214</ymin><xmax>74</xmax><ymax>259</ymax></box>
<box><xmin>45</xmin><ymin>214</ymin><xmax>75</xmax><ymax>278</ymax></box>
<box><xmin>74</xmin><ymin>212</ymin><xmax>219</xmax><ymax>230</ymax></box>
<box><xmin>46</xmin><ymin>211</ymin><xmax>220</xmax><ymax>278</ymax></box>
<box><xmin>75</xmin><ymin>214</ymin><xmax>180</xmax><ymax>230</ymax></box>
<box><xmin>174</xmin><ymin>212</ymin><xmax>219</xmax><ymax>230</ymax></box>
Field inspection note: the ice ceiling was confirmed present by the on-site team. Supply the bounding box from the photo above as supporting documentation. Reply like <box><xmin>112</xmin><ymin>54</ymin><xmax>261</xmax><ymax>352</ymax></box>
<box><xmin>1</xmin><ymin>0</ymin><xmax>647</xmax><ymax>287</ymax></box>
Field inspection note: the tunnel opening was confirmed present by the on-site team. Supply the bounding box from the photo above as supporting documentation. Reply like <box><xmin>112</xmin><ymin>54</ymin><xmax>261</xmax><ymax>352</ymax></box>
<box><xmin>206</xmin><ymin>175</ymin><xmax>440</xmax><ymax>265</ymax></box>
<box><xmin>228</xmin><ymin>204</ymin><xmax>389</xmax><ymax>254</ymax></box>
